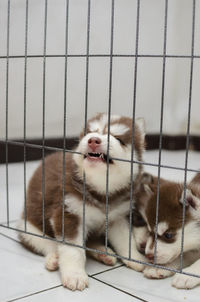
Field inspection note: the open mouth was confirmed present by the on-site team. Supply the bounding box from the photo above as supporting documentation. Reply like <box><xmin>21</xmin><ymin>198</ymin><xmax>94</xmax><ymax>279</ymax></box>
<box><xmin>84</xmin><ymin>152</ymin><xmax>113</xmax><ymax>164</ymax></box>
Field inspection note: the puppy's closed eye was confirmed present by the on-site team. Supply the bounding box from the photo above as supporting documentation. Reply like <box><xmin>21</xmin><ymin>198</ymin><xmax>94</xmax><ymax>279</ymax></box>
<box><xmin>115</xmin><ymin>137</ymin><xmax>125</xmax><ymax>146</ymax></box>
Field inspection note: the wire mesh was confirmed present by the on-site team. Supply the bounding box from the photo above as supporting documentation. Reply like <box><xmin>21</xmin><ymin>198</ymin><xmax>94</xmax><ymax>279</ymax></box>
<box><xmin>1</xmin><ymin>0</ymin><xmax>200</xmax><ymax>282</ymax></box>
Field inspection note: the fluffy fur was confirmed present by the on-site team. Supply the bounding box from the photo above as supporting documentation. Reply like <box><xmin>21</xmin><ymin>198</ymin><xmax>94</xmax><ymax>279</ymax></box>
<box><xmin>18</xmin><ymin>113</ymin><xmax>146</xmax><ymax>291</ymax></box>
<box><xmin>134</xmin><ymin>172</ymin><xmax>200</xmax><ymax>289</ymax></box>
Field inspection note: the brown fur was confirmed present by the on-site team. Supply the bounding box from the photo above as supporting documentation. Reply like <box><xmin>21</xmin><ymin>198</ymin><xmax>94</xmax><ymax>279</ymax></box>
<box><xmin>109</xmin><ymin>116</ymin><xmax>146</xmax><ymax>160</ymax></box>
<box><xmin>23</xmin><ymin>152</ymin><xmax>81</xmax><ymax>239</ymax></box>
<box><xmin>21</xmin><ymin>113</ymin><xmax>145</xmax><ymax>254</ymax></box>
<box><xmin>81</xmin><ymin>113</ymin><xmax>145</xmax><ymax>163</ymax></box>
<box><xmin>18</xmin><ymin>233</ymin><xmax>42</xmax><ymax>255</ymax></box>
<box><xmin>24</xmin><ymin>151</ymin><xmax>143</xmax><ymax>238</ymax></box>
<box><xmin>190</xmin><ymin>173</ymin><xmax>200</xmax><ymax>185</ymax></box>
<box><xmin>135</xmin><ymin>177</ymin><xmax>195</xmax><ymax>243</ymax></box>
<box><xmin>52</xmin><ymin>209</ymin><xmax>80</xmax><ymax>240</ymax></box>
<box><xmin>146</xmin><ymin>182</ymin><xmax>189</xmax><ymax>232</ymax></box>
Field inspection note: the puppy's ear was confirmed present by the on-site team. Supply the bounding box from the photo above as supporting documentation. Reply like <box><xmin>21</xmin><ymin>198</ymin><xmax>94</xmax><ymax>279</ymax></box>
<box><xmin>179</xmin><ymin>189</ymin><xmax>200</xmax><ymax>210</ymax></box>
<box><xmin>79</xmin><ymin>130</ymin><xmax>84</xmax><ymax>140</ymax></box>
<box><xmin>190</xmin><ymin>173</ymin><xmax>200</xmax><ymax>185</ymax></box>
<box><xmin>141</xmin><ymin>172</ymin><xmax>167</xmax><ymax>187</ymax></box>
<box><xmin>142</xmin><ymin>183</ymin><xmax>156</xmax><ymax>195</ymax></box>
<box><xmin>136</xmin><ymin>117</ymin><xmax>145</xmax><ymax>142</ymax></box>
<box><xmin>141</xmin><ymin>172</ymin><xmax>154</xmax><ymax>184</ymax></box>
<box><xmin>143</xmin><ymin>184</ymin><xmax>153</xmax><ymax>195</ymax></box>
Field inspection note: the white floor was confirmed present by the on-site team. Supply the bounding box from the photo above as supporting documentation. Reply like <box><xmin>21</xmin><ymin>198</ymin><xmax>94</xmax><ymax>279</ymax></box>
<box><xmin>0</xmin><ymin>150</ymin><xmax>200</xmax><ymax>302</ymax></box>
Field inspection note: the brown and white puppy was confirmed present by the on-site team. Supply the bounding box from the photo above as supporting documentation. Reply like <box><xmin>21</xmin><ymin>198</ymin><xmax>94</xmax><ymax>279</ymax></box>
<box><xmin>18</xmin><ymin>113</ymin><xmax>146</xmax><ymax>291</ymax></box>
<box><xmin>132</xmin><ymin>173</ymin><xmax>167</xmax><ymax>256</ymax></box>
<box><xmin>134</xmin><ymin>173</ymin><xmax>200</xmax><ymax>289</ymax></box>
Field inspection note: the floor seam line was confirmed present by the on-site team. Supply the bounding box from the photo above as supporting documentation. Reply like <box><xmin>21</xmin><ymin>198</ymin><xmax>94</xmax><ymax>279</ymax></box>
<box><xmin>91</xmin><ymin>275</ymin><xmax>148</xmax><ymax>302</ymax></box>
<box><xmin>90</xmin><ymin>264</ymin><xmax>124</xmax><ymax>277</ymax></box>
<box><xmin>5</xmin><ymin>284</ymin><xmax>62</xmax><ymax>302</ymax></box>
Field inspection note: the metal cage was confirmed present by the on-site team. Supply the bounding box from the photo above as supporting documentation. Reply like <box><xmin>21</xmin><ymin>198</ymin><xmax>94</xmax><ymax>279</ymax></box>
<box><xmin>0</xmin><ymin>0</ymin><xmax>200</xmax><ymax>287</ymax></box>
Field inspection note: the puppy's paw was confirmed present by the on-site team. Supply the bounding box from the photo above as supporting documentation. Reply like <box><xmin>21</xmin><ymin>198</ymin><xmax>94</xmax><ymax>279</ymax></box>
<box><xmin>124</xmin><ymin>260</ymin><xmax>144</xmax><ymax>272</ymax></box>
<box><xmin>143</xmin><ymin>266</ymin><xmax>173</xmax><ymax>279</ymax></box>
<box><xmin>45</xmin><ymin>252</ymin><xmax>59</xmax><ymax>271</ymax></box>
<box><xmin>172</xmin><ymin>273</ymin><xmax>200</xmax><ymax>289</ymax></box>
<box><xmin>62</xmin><ymin>271</ymin><xmax>89</xmax><ymax>291</ymax></box>
<box><xmin>97</xmin><ymin>252</ymin><xmax>117</xmax><ymax>266</ymax></box>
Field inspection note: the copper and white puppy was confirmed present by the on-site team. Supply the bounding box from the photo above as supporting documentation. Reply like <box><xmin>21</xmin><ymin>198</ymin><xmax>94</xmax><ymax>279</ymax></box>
<box><xmin>18</xmin><ymin>113</ymin><xmax>146</xmax><ymax>291</ymax></box>
<box><xmin>134</xmin><ymin>173</ymin><xmax>200</xmax><ymax>289</ymax></box>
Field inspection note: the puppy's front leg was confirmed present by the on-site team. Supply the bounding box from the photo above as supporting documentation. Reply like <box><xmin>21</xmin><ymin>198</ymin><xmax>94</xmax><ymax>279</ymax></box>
<box><xmin>108</xmin><ymin>218</ymin><xmax>145</xmax><ymax>272</ymax></box>
<box><xmin>53</xmin><ymin>210</ymin><xmax>88</xmax><ymax>291</ymax></box>
<box><xmin>58</xmin><ymin>241</ymin><xmax>88</xmax><ymax>291</ymax></box>
<box><xmin>172</xmin><ymin>259</ymin><xmax>200</xmax><ymax>289</ymax></box>
<box><xmin>143</xmin><ymin>258</ymin><xmax>178</xmax><ymax>279</ymax></box>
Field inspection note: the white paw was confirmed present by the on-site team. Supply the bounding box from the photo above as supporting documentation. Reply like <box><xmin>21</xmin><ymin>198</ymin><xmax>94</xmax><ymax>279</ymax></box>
<box><xmin>45</xmin><ymin>253</ymin><xmax>59</xmax><ymax>271</ymax></box>
<box><xmin>124</xmin><ymin>259</ymin><xmax>144</xmax><ymax>272</ymax></box>
<box><xmin>97</xmin><ymin>253</ymin><xmax>117</xmax><ymax>266</ymax></box>
<box><xmin>143</xmin><ymin>266</ymin><xmax>174</xmax><ymax>279</ymax></box>
<box><xmin>62</xmin><ymin>271</ymin><xmax>89</xmax><ymax>291</ymax></box>
<box><xmin>172</xmin><ymin>273</ymin><xmax>200</xmax><ymax>289</ymax></box>
<box><xmin>97</xmin><ymin>247</ymin><xmax>117</xmax><ymax>266</ymax></box>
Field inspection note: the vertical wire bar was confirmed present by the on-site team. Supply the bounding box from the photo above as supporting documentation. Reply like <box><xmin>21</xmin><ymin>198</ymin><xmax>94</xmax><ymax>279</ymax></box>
<box><xmin>82</xmin><ymin>0</ymin><xmax>91</xmax><ymax>248</ymax></box>
<box><xmin>105</xmin><ymin>0</ymin><xmax>115</xmax><ymax>252</ymax></box>
<box><xmin>42</xmin><ymin>0</ymin><xmax>48</xmax><ymax>236</ymax></box>
<box><xmin>5</xmin><ymin>0</ymin><xmax>11</xmax><ymax>227</ymax></box>
<box><xmin>23</xmin><ymin>0</ymin><xmax>29</xmax><ymax>232</ymax></box>
<box><xmin>62</xmin><ymin>0</ymin><xmax>69</xmax><ymax>242</ymax></box>
<box><xmin>180</xmin><ymin>0</ymin><xmax>195</xmax><ymax>272</ymax></box>
<box><xmin>154</xmin><ymin>0</ymin><xmax>168</xmax><ymax>264</ymax></box>
<box><xmin>128</xmin><ymin>0</ymin><xmax>140</xmax><ymax>259</ymax></box>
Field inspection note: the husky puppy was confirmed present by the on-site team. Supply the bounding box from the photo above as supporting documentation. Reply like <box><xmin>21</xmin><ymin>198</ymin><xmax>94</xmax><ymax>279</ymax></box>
<box><xmin>134</xmin><ymin>172</ymin><xmax>200</xmax><ymax>289</ymax></box>
<box><xmin>18</xmin><ymin>113</ymin><xmax>146</xmax><ymax>291</ymax></box>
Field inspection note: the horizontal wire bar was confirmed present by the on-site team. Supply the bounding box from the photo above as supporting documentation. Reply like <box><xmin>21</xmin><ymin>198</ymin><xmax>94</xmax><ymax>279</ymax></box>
<box><xmin>1</xmin><ymin>139</ymin><xmax>199</xmax><ymax>173</ymax></box>
<box><xmin>1</xmin><ymin>54</ymin><xmax>200</xmax><ymax>59</ymax></box>
<box><xmin>1</xmin><ymin>223</ymin><xmax>200</xmax><ymax>279</ymax></box>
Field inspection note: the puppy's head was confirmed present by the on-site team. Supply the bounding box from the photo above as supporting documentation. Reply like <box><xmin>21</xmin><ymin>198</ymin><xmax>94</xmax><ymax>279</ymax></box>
<box><xmin>135</xmin><ymin>174</ymin><xmax>200</xmax><ymax>265</ymax></box>
<box><xmin>73</xmin><ymin>113</ymin><xmax>145</xmax><ymax>194</ymax></box>
<box><xmin>133</xmin><ymin>173</ymin><xmax>165</xmax><ymax>255</ymax></box>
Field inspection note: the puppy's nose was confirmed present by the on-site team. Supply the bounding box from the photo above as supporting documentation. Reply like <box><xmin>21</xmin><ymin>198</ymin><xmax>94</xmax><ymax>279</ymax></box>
<box><xmin>88</xmin><ymin>137</ymin><xmax>101</xmax><ymax>151</ymax></box>
<box><xmin>146</xmin><ymin>253</ymin><xmax>154</xmax><ymax>261</ymax></box>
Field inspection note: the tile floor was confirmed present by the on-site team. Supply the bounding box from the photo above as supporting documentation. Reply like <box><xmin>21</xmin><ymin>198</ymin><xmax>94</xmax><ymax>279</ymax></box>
<box><xmin>0</xmin><ymin>150</ymin><xmax>200</xmax><ymax>302</ymax></box>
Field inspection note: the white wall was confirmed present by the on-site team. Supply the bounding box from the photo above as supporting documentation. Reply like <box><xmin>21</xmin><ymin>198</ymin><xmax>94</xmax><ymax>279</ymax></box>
<box><xmin>0</xmin><ymin>0</ymin><xmax>200</xmax><ymax>139</ymax></box>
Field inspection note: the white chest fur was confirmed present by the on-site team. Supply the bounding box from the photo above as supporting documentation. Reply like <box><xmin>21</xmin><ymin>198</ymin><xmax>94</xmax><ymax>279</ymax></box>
<box><xmin>65</xmin><ymin>194</ymin><xmax>130</xmax><ymax>233</ymax></box>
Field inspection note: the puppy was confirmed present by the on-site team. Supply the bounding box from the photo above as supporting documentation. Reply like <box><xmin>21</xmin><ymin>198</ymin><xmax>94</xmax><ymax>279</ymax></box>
<box><xmin>18</xmin><ymin>113</ymin><xmax>146</xmax><ymax>291</ymax></box>
<box><xmin>134</xmin><ymin>172</ymin><xmax>200</xmax><ymax>289</ymax></box>
<box><xmin>133</xmin><ymin>173</ymin><xmax>167</xmax><ymax>256</ymax></box>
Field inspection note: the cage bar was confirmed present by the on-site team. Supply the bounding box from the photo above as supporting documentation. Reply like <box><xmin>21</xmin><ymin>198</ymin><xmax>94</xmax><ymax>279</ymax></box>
<box><xmin>41</xmin><ymin>0</ymin><xmax>48</xmax><ymax>236</ymax></box>
<box><xmin>61</xmin><ymin>0</ymin><xmax>70</xmax><ymax>242</ymax></box>
<box><xmin>5</xmin><ymin>0</ymin><xmax>11</xmax><ymax>227</ymax></box>
<box><xmin>153</xmin><ymin>0</ymin><xmax>168</xmax><ymax>265</ymax></box>
<box><xmin>0</xmin><ymin>0</ymin><xmax>200</xmax><ymax>285</ymax></box>
<box><xmin>128</xmin><ymin>0</ymin><xmax>140</xmax><ymax>260</ymax></box>
<box><xmin>23</xmin><ymin>0</ymin><xmax>29</xmax><ymax>232</ymax></box>
<box><xmin>180</xmin><ymin>0</ymin><xmax>196</xmax><ymax>272</ymax></box>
